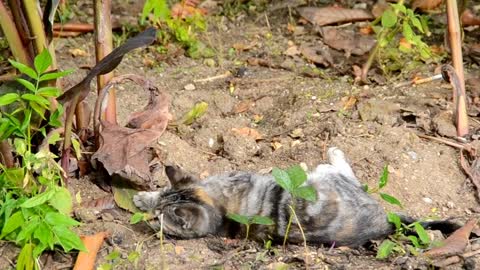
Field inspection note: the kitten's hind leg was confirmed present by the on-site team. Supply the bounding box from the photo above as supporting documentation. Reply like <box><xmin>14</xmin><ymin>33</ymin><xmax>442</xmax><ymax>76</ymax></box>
<box><xmin>133</xmin><ymin>191</ymin><xmax>161</xmax><ymax>211</ymax></box>
<box><xmin>327</xmin><ymin>147</ymin><xmax>358</xmax><ymax>183</ymax></box>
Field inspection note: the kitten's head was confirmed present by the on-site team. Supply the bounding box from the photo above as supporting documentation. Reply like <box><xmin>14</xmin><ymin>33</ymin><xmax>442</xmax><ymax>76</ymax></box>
<box><xmin>150</xmin><ymin>165</ymin><xmax>223</xmax><ymax>238</ymax></box>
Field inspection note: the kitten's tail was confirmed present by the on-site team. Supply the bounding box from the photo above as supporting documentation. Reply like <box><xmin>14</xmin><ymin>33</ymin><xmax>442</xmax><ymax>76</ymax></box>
<box><xmin>398</xmin><ymin>215</ymin><xmax>461</xmax><ymax>235</ymax></box>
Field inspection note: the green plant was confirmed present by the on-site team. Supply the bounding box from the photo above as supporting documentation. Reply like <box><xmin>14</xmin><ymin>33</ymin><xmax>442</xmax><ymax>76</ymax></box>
<box><xmin>97</xmin><ymin>249</ymin><xmax>142</xmax><ymax>270</ymax></box>
<box><xmin>0</xmin><ymin>50</ymin><xmax>84</xmax><ymax>270</ymax></box>
<box><xmin>226</xmin><ymin>213</ymin><xmax>274</xmax><ymax>240</ymax></box>
<box><xmin>141</xmin><ymin>0</ymin><xmax>214</xmax><ymax>59</ymax></box>
<box><xmin>272</xmin><ymin>165</ymin><xmax>317</xmax><ymax>246</ymax></box>
<box><xmin>366</xmin><ymin>166</ymin><xmax>432</xmax><ymax>259</ymax></box>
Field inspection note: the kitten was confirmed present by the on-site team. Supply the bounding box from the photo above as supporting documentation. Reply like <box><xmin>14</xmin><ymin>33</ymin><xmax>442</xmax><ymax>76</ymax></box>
<box><xmin>133</xmin><ymin>147</ymin><xmax>458</xmax><ymax>247</ymax></box>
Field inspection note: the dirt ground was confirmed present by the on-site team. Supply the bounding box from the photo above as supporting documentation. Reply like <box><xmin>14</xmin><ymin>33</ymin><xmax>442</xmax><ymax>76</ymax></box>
<box><xmin>2</xmin><ymin>0</ymin><xmax>480</xmax><ymax>269</ymax></box>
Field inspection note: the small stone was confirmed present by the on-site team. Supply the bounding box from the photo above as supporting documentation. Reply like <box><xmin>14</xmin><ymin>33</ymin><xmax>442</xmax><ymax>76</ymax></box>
<box><xmin>184</xmin><ymin>83</ymin><xmax>196</xmax><ymax>91</ymax></box>
<box><xmin>422</xmin><ymin>197</ymin><xmax>433</xmax><ymax>204</ymax></box>
<box><xmin>407</xmin><ymin>151</ymin><xmax>418</xmax><ymax>160</ymax></box>
<box><xmin>208</xmin><ymin>138</ymin><xmax>215</xmax><ymax>148</ymax></box>
<box><xmin>446</xmin><ymin>201</ymin><xmax>455</xmax><ymax>209</ymax></box>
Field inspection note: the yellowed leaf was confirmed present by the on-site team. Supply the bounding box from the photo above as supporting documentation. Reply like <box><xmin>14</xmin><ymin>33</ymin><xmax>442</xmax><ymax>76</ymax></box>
<box><xmin>232</xmin><ymin>127</ymin><xmax>263</xmax><ymax>140</ymax></box>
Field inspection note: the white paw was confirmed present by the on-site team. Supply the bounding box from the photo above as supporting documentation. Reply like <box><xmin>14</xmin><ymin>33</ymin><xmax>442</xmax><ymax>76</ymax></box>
<box><xmin>133</xmin><ymin>191</ymin><xmax>161</xmax><ymax>211</ymax></box>
<box><xmin>327</xmin><ymin>147</ymin><xmax>347</xmax><ymax>165</ymax></box>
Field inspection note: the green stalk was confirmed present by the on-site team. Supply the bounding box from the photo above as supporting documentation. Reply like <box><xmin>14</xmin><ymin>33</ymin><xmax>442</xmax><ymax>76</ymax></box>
<box><xmin>22</xmin><ymin>0</ymin><xmax>46</xmax><ymax>54</ymax></box>
<box><xmin>0</xmin><ymin>1</ymin><xmax>31</xmax><ymax>65</ymax></box>
<box><xmin>245</xmin><ymin>224</ymin><xmax>250</xmax><ymax>240</ymax></box>
<box><xmin>282</xmin><ymin>200</ymin><xmax>295</xmax><ymax>248</ymax></box>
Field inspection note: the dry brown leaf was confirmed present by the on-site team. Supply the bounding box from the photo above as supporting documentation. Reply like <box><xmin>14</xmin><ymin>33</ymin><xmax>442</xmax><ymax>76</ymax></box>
<box><xmin>81</xmin><ymin>196</ymin><xmax>116</xmax><ymax>211</ymax></box>
<box><xmin>127</xmin><ymin>85</ymin><xmax>172</xmax><ymax>131</ymax></box>
<box><xmin>300</xmin><ymin>45</ymin><xmax>331</xmax><ymax>66</ymax></box>
<box><xmin>342</xmin><ymin>96</ymin><xmax>357</xmax><ymax>111</ymax></box>
<box><xmin>461</xmin><ymin>9</ymin><xmax>480</xmax><ymax>27</ymax></box>
<box><xmin>232</xmin><ymin>127</ymin><xmax>263</xmax><ymax>140</ymax></box>
<box><xmin>171</xmin><ymin>0</ymin><xmax>206</xmax><ymax>19</ymax></box>
<box><xmin>297</xmin><ymin>6</ymin><xmax>373</xmax><ymax>26</ymax></box>
<box><xmin>92</xmin><ymin>121</ymin><xmax>165</xmax><ymax>189</ymax></box>
<box><xmin>412</xmin><ymin>0</ymin><xmax>443</xmax><ymax>11</ymax></box>
<box><xmin>69</xmin><ymin>48</ymin><xmax>89</xmax><ymax>57</ymax></box>
<box><xmin>320</xmin><ymin>27</ymin><xmax>376</xmax><ymax>56</ymax></box>
<box><xmin>372</xmin><ymin>0</ymin><xmax>389</xmax><ymax>18</ymax></box>
<box><xmin>271</xmin><ymin>141</ymin><xmax>283</xmax><ymax>150</ymax></box>
<box><xmin>424</xmin><ymin>219</ymin><xmax>477</xmax><ymax>258</ymax></box>
<box><xmin>233</xmin><ymin>100</ymin><xmax>254</xmax><ymax>114</ymax></box>
<box><xmin>284</xmin><ymin>45</ymin><xmax>300</xmax><ymax>56</ymax></box>
<box><xmin>232</xmin><ymin>42</ymin><xmax>257</xmax><ymax>52</ymax></box>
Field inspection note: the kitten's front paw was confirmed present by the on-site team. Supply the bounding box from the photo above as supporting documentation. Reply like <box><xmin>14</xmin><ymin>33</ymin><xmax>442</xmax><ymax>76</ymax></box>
<box><xmin>133</xmin><ymin>191</ymin><xmax>161</xmax><ymax>211</ymax></box>
<box><xmin>327</xmin><ymin>147</ymin><xmax>347</xmax><ymax>165</ymax></box>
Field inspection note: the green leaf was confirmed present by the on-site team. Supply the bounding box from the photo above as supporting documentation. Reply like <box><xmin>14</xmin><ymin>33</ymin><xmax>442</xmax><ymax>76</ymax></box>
<box><xmin>387</xmin><ymin>212</ymin><xmax>401</xmax><ymax>231</ymax></box>
<box><xmin>251</xmin><ymin>215</ymin><xmax>274</xmax><ymax>226</ymax></box>
<box><xmin>402</xmin><ymin>22</ymin><xmax>414</xmax><ymax>41</ymax></box>
<box><xmin>8</xmin><ymin>60</ymin><xmax>37</xmax><ymax>79</ymax></box>
<box><xmin>71</xmin><ymin>137</ymin><xmax>82</xmax><ymax>160</ymax></box>
<box><xmin>391</xmin><ymin>3</ymin><xmax>407</xmax><ymax>14</ymax></box>
<box><xmin>0</xmin><ymin>93</ymin><xmax>20</xmax><ymax>106</ymax></box>
<box><xmin>29</xmin><ymin>101</ymin><xmax>46</xmax><ymax>120</ymax></box>
<box><xmin>16</xmin><ymin>217</ymin><xmax>39</xmax><ymax>242</ymax></box>
<box><xmin>37</xmin><ymin>86</ymin><xmax>61</xmax><ymax>97</ymax></box>
<box><xmin>0</xmin><ymin>211</ymin><xmax>24</xmax><ymax>238</ymax></box>
<box><xmin>47</xmin><ymin>130</ymin><xmax>62</xmax><ymax>145</ymax></box>
<box><xmin>49</xmin><ymin>187</ymin><xmax>73</xmax><ymax>215</ymax></box>
<box><xmin>105</xmin><ymin>250</ymin><xmax>121</xmax><ymax>260</ymax></box>
<box><xmin>287</xmin><ymin>165</ymin><xmax>307</xmax><ymax>188</ymax></box>
<box><xmin>16</xmin><ymin>243</ymin><xmax>34</xmax><ymax>270</ymax></box>
<box><xmin>127</xmin><ymin>251</ymin><xmax>140</xmax><ymax>263</ymax></box>
<box><xmin>378</xmin><ymin>165</ymin><xmax>389</xmax><ymax>189</ymax></box>
<box><xmin>52</xmin><ymin>225</ymin><xmax>86</xmax><ymax>252</ymax></box>
<box><xmin>130</xmin><ymin>212</ymin><xmax>146</xmax><ymax>224</ymax></box>
<box><xmin>293</xmin><ymin>186</ymin><xmax>317</xmax><ymax>202</ymax></box>
<box><xmin>410</xmin><ymin>16</ymin><xmax>424</xmax><ymax>33</ymax></box>
<box><xmin>414</xmin><ymin>222</ymin><xmax>430</xmax><ymax>245</ymax></box>
<box><xmin>21</xmin><ymin>189</ymin><xmax>55</xmax><ymax>208</ymax></box>
<box><xmin>45</xmin><ymin>212</ymin><xmax>81</xmax><ymax>227</ymax></box>
<box><xmin>21</xmin><ymin>94</ymin><xmax>49</xmax><ymax>107</ymax></box>
<box><xmin>34</xmin><ymin>49</ymin><xmax>52</xmax><ymax>74</ymax></box>
<box><xmin>376</xmin><ymin>239</ymin><xmax>396</xmax><ymax>259</ymax></box>
<box><xmin>362</xmin><ymin>184</ymin><xmax>369</xmax><ymax>192</ymax></box>
<box><xmin>380</xmin><ymin>193</ymin><xmax>402</xmax><ymax>208</ymax></box>
<box><xmin>16</xmin><ymin>78</ymin><xmax>36</xmax><ymax>92</ymax></box>
<box><xmin>272</xmin><ymin>167</ymin><xmax>293</xmax><ymax>192</ymax></box>
<box><xmin>112</xmin><ymin>182</ymin><xmax>140</xmax><ymax>213</ymax></box>
<box><xmin>408</xmin><ymin>235</ymin><xmax>420</xmax><ymax>248</ymax></box>
<box><xmin>182</xmin><ymin>102</ymin><xmax>208</xmax><ymax>125</ymax></box>
<box><xmin>34</xmin><ymin>222</ymin><xmax>54</xmax><ymax>249</ymax></box>
<box><xmin>381</xmin><ymin>9</ymin><xmax>397</xmax><ymax>28</ymax></box>
<box><xmin>226</xmin><ymin>213</ymin><xmax>249</xmax><ymax>225</ymax></box>
<box><xmin>39</xmin><ymin>69</ymin><xmax>73</xmax><ymax>82</ymax></box>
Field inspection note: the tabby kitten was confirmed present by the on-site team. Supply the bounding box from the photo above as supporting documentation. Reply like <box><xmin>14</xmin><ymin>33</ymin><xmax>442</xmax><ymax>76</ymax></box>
<box><xmin>133</xmin><ymin>147</ymin><xmax>458</xmax><ymax>247</ymax></box>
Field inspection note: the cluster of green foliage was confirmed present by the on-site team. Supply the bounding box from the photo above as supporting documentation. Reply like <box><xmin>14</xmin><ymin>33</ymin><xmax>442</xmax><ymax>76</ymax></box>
<box><xmin>367</xmin><ymin>166</ymin><xmax>433</xmax><ymax>259</ymax></box>
<box><xmin>374</xmin><ymin>2</ymin><xmax>443</xmax><ymax>75</ymax></box>
<box><xmin>0</xmin><ymin>50</ymin><xmax>85</xmax><ymax>270</ymax></box>
<box><xmin>141</xmin><ymin>0</ymin><xmax>214</xmax><ymax>59</ymax></box>
<box><xmin>98</xmin><ymin>249</ymin><xmax>141</xmax><ymax>270</ymax></box>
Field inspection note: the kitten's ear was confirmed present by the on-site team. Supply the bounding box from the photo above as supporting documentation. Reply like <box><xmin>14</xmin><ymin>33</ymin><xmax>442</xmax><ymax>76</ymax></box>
<box><xmin>165</xmin><ymin>165</ymin><xmax>199</xmax><ymax>188</ymax></box>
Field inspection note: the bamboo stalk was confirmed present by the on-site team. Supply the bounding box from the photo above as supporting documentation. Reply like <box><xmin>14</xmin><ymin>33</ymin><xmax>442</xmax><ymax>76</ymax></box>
<box><xmin>0</xmin><ymin>1</ymin><xmax>31</xmax><ymax>65</ymax></box>
<box><xmin>446</xmin><ymin>0</ymin><xmax>469</xmax><ymax>137</ymax></box>
<box><xmin>7</xmin><ymin>0</ymin><xmax>35</xmax><ymax>58</ymax></box>
<box><xmin>93</xmin><ymin>0</ymin><xmax>116</xmax><ymax>125</ymax></box>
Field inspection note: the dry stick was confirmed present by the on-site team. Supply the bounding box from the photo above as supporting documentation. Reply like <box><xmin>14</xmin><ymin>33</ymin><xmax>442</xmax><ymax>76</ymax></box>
<box><xmin>394</xmin><ymin>74</ymin><xmax>443</xmax><ymax>88</ymax></box>
<box><xmin>73</xmin><ymin>231</ymin><xmax>109</xmax><ymax>270</ymax></box>
<box><xmin>442</xmin><ymin>65</ymin><xmax>469</xmax><ymax>137</ymax></box>
<box><xmin>417</xmin><ymin>134</ymin><xmax>475</xmax><ymax>155</ymax></box>
<box><xmin>94</xmin><ymin>0</ymin><xmax>116</xmax><ymax>126</ymax></box>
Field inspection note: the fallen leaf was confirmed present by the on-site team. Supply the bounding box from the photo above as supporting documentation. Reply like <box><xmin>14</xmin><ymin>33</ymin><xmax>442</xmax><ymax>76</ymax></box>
<box><xmin>372</xmin><ymin>0</ymin><xmax>390</xmax><ymax>18</ymax></box>
<box><xmin>232</xmin><ymin>42</ymin><xmax>257</xmax><ymax>52</ymax></box>
<box><xmin>424</xmin><ymin>219</ymin><xmax>477</xmax><ymax>258</ymax></box>
<box><xmin>92</xmin><ymin>121</ymin><xmax>164</xmax><ymax>189</ymax></box>
<box><xmin>342</xmin><ymin>96</ymin><xmax>357</xmax><ymax>111</ymax></box>
<box><xmin>232</xmin><ymin>127</ymin><xmax>263</xmax><ymax>140</ymax></box>
<box><xmin>300</xmin><ymin>45</ymin><xmax>332</xmax><ymax>66</ymax></box>
<box><xmin>171</xmin><ymin>0</ymin><xmax>206</xmax><ymax>19</ymax></box>
<box><xmin>112</xmin><ymin>181</ymin><xmax>140</xmax><ymax>213</ymax></box>
<box><xmin>69</xmin><ymin>48</ymin><xmax>89</xmax><ymax>57</ymax></box>
<box><xmin>412</xmin><ymin>0</ymin><xmax>443</xmax><ymax>11</ymax></box>
<box><xmin>182</xmin><ymin>102</ymin><xmax>208</xmax><ymax>125</ymax></box>
<box><xmin>359</xmin><ymin>25</ymin><xmax>374</xmax><ymax>35</ymax></box>
<box><xmin>320</xmin><ymin>27</ymin><xmax>376</xmax><ymax>56</ymax></box>
<box><xmin>253</xmin><ymin>114</ymin><xmax>264</xmax><ymax>123</ymax></box>
<box><xmin>81</xmin><ymin>196</ymin><xmax>116</xmax><ymax>211</ymax></box>
<box><xmin>297</xmin><ymin>6</ymin><xmax>373</xmax><ymax>26</ymax></box>
<box><xmin>233</xmin><ymin>100</ymin><xmax>254</xmax><ymax>114</ymax></box>
<box><xmin>461</xmin><ymin>9</ymin><xmax>480</xmax><ymax>27</ymax></box>
<box><xmin>271</xmin><ymin>141</ymin><xmax>283</xmax><ymax>150</ymax></box>
<box><xmin>284</xmin><ymin>45</ymin><xmax>300</xmax><ymax>56</ymax></box>
<box><xmin>174</xmin><ymin>246</ymin><xmax>185</xmax><ymax>255</ymax></box>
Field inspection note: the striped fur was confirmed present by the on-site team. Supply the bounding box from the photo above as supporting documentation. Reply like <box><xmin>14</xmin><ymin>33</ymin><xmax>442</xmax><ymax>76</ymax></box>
<box><xmin>133</xmin><ymin>148</ymin><xmax>455</xmax><ymax>247</ymax></box>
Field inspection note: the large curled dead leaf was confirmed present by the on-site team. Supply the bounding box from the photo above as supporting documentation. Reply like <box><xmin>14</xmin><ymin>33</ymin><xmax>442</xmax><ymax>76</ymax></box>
<box><xmin>423</xmin><ymin>219</ymin><xmax>477</xmax><ymax>258</ymax></box>
<box><xmin>91</xmin><ymin>76</ymin><xmax>170</xmax><ymax>189</ymax></box>
<box><xmin>297</xmin><ymin>6</ymin><xmax>373</xmax><ymax>26</ymax></box>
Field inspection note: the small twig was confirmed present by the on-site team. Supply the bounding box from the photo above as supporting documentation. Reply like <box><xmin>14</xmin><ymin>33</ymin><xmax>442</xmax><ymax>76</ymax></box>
<box><xmin>193</xmin><ymin>71</ymin><xmax>232</xmax><ymax>83</ymax></box>
<box><xmin>394</xmin><ymin>74</ymin><xmax>443</xmax><ymax>88</ymax></box>
<box><xmin>417</xmin><ymin>134</ymin><xmax>476</xmax><ymax>155</ymax></box>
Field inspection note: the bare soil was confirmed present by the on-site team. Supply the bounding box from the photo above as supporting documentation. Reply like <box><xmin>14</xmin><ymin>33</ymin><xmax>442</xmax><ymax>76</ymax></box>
<box><xmin>2</xmin><ymin>1</ymin><xmax>480</xmax><ymax>269</ymax></box>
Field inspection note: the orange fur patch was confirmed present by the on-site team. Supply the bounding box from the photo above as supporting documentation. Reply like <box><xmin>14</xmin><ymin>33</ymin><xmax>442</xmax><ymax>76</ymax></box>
<box><xmin>194</xmin><ymin>189</ymin><xmax>215</xmax><ymax>206</ymax></box>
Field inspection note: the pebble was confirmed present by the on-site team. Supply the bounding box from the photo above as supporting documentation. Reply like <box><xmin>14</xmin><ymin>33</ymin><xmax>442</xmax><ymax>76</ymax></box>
<box><xmin>422</xmin><ymin>197</ymin><xmax>433</xmax><ymax>204</ymax></box>
<box><xmin>446</xmin><ymin>201</ymin><xmax>455</xmax><ymax>209</ymax></box>
<box><xmin>407</xmin><ymin>151</ymin><xmax>418</xmax><ymax>160</ymax></box>
<box><xmin>184</xmin><ymin>83</ymin><xmax>196</xmax><ymax>91</ymax></box>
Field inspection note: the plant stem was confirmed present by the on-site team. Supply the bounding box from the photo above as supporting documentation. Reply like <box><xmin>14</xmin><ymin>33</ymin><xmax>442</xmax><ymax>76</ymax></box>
<box><xmin>0</xmin><ymin>1</ymin><xmax>31</xmax><ymax>65</ymax></box>
<box><xmin>93</xmin><ymin>0</ymin><xmax>117</xmax><ymax>126</ymax></box>
<box><xmin>245</xmin><ymin>224</ymin><xmax>250</xmax><ymax>240</ymax></box>
<box><xmin>288</xmin><ymin>204</ymin><xmax>309</xmax><ymax>269</ymax></box>
<box><xmin>0</xmin><ymin>141</ymin><xmax>15</xmax><ymax>168</ymax></box>
<box><xmin>21</xmin><ymin>0</ymin><xmax>47</xmax><ymax>55</ymax></box>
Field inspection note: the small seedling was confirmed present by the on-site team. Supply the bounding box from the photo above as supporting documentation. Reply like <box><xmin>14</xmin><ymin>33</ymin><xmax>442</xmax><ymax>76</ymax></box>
<box><xmin>272</xmin><ymin>165</ymin><xmax>316</xmax><ymax>246</ymax></box>
<box><xmin>182</xmin><ymin>101</ymin><xmax>208</xmax><ymax>125</ymax></box>
<box><xmin>226</xmin><ymin>213</ymin><xmax>274</xmax><ymax>240</ymax></box>
<box><xmin>363</xmin><ymin>165</ymin><xmax>402</xmax><ymax>208</ymax></box>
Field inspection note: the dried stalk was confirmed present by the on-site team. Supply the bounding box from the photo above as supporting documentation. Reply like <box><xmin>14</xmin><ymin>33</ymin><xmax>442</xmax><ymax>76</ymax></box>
<box><xmin>446</xmin><ymin>0</ymin><xmax>465</xmax><ymax>106</ymax></box>
<box><xmin>93</xmin><ymin>0</ymin><xmax>116</xmax><ymax>125</ymax></box>
<box><xmin>0</xmin><ymin>141</ymin><xmax>15</xmax><ymax>168</ymax></box>
<box><xmin>441</xmin><ymin>65</ymin><xmax>469</xmax><ymax>137</ymax></box>
<box><xmin>0</xmin><ymin>1</ymin><xmax>31</xmax><ymax>65</ymax></box>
